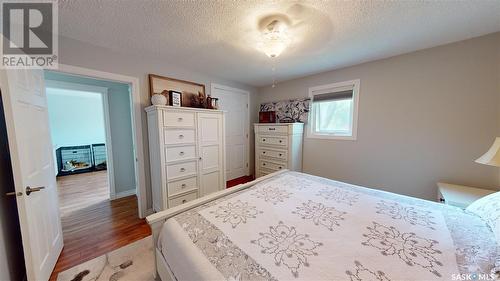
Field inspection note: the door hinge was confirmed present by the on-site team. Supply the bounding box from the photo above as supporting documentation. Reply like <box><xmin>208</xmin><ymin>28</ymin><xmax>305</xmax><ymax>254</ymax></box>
<box><xmin>246</xmin><ymin>133</ymin><xmax>248</xmax><ymax>138</ymax></box>
<box><xmin>246</xmin><ymin>104</ymin><xmax>249</xmax><ymax>108</ymax></box>
<box><xmin>246</xmin><ymin>163</ymin><xmax>249</xmax><ymax>167</ymax></box>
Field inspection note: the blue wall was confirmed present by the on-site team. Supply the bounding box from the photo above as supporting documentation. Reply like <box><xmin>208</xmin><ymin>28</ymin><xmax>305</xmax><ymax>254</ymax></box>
<box><xmin>45</xmin><ymin>71</ymin><xmax>136</xmax><ymax>195</ymax></box>
<box><xmin>47</xmin><ymin>88</ymin><xmax>105</xmax><ymax>147</ymax></box>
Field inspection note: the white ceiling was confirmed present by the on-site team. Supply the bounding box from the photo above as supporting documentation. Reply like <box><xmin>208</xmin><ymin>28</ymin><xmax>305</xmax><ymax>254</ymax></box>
<box><xmin>58</xmin><ymin>1</ymin><xmax>500</xmax><ymax>87</ymax></box>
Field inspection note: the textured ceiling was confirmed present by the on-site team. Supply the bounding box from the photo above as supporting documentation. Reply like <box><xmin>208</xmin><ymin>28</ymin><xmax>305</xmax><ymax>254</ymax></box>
<box><xmin>58</xmin><ymin>0</ymin><xmax>500</xmax><ymax>87</ymax></box>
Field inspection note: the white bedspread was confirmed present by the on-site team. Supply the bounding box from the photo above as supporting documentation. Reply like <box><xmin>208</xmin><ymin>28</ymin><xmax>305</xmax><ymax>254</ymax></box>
<box><xmin>158</xmin><ymin>171</ymin><xmax>498</xmax><ymax>281</ymax></box>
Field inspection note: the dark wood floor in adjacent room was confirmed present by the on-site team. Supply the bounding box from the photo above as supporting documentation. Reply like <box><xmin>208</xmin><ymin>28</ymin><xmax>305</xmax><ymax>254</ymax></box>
<box><xmin>50</xmin><ymin>173</ymin><xmax>254</xmax><ymax>280</ymax></box>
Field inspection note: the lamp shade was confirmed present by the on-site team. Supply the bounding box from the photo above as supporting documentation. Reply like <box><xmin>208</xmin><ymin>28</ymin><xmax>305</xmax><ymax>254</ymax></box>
<box><xmin>475</xmin><ymin>137</ymin><xmax>500</xmax><ymax>167</ymax></box>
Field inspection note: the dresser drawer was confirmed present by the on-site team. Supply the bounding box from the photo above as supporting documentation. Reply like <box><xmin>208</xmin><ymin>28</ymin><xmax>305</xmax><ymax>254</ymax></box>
<box><xmin>169</xmin><ymin>192</ymin><xmax>197</xmax><ymax>208</ymax></box>
<box><xmin>166</xmin><ymin>145</ymin><xmax>196</xmax><ymax>162</ymax></box>
<box><xmin>259</xmin><ymin>136</ymin><xmax>287</xmax><ymax>147</ymax></box>
<box><xmin>164</xmin><ymin>129</ymin><xmax>195</xmax><ymax>145</ymax></box>
<box><xmin>258</xmin><ymin>125</ymin><xmax>288</xmax><ymax>134</ymax></box>
<box><xmin>260</xmin><ymin>160</ymin><xmax>287</xmax><ymax>171</ymax></box>
<box><xmin>260</xmin><ymin>149</ymin><xmax>287</xmax><ymax>160</ymax></box>
<box><xmin>163</xmin><ymin>111</ymin><xmax>195</xmax><ymax>127</ymax></box>
<box><xmin>168</xmin><ymin>177</ymin><xmax>197</xmax><ymax>196</ymax></box>
<box><xmin>259</xmin><ymin>168</ymin><xmax>276</xmax><ymax>176</ymax></box>
<box><xmin>167</xmin><ymin>161</ymin><xmax>197</xmax><ymax>179</ymax></box>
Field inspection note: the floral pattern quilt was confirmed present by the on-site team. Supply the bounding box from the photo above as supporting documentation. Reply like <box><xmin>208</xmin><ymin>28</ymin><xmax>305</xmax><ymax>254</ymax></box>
<box><xmin>163</xmin><ymin>172</ymin><xmax>498</xmax><ymax>281</ymax></box>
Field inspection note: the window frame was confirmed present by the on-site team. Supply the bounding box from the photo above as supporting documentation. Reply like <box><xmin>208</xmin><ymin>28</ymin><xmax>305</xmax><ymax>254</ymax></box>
<box><xmin>307</xmin><ymin>79</ymin><xmax>360</xmax><ymax>140</ymax></box>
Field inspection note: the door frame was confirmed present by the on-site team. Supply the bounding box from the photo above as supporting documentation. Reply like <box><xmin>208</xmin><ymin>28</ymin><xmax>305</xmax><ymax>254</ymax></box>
<box><xmin>210</xmin><ymin>83</ymin><xmax>250</xmax><ymax>177</ymax></box>
<box><xmin>44</xmin><ymin>80</ymin><xmax>117</xmax><ymax>199</ymax></box>
<box><xmin>51</xmin><ymin>64</ymin><xmax>148</xmax><ymax>218</ymax></box>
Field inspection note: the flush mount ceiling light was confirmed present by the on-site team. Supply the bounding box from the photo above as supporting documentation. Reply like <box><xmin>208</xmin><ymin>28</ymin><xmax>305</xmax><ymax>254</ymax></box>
<box><xmin>258</xmin><ymin>19</ymin><xmax>291</xmax><ymax>58</ymax></box>
<box><xmin>256</xmin><ymin>18</ymin><xmax>292</xmax><ymax>88</ymax></box>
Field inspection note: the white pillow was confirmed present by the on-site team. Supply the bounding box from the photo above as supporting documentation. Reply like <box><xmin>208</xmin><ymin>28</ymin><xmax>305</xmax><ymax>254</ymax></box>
<box><xmin>466</xmin><ymin>191</ymin><xmax>500</xmax><ymax>242</ymax></box>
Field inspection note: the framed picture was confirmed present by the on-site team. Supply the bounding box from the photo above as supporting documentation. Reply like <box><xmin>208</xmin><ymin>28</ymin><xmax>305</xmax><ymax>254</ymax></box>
<box><xmin>169</xmin><ymin>91</ymin><xmax>182</xmax><ymax>107</ymax></box>
<box><xmin>148</xmin><ymin>74</ymin><xmax>205</xmax><ymax>107</ymax></box>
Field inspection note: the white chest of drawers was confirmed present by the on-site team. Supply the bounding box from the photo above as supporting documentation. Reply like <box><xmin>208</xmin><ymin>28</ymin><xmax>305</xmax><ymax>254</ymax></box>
<box><xmin>146</xmin><ymin>106</ymin><xmax>226</xmax><ymax>211</ymax></box>
<box><xmin>254</xmin><ymin>123</ymin><xmax>304</xmax><ymax>178</ymax></box>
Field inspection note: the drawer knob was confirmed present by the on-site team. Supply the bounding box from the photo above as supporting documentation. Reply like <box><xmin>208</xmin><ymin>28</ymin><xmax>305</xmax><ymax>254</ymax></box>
<box><xmin>262</xmin><ymin>151</ymin><xmax>266</xmax><ymax>154</ymax></box>
<box><xmin>279</xmin><ymin>153</ymin><xmax>282</xmax><ymax>156</ymax></box>
<box><xmin>263</xmin><ymin>163</ymin><xmax>266</xmax><ymax>166</ymax></box>
<box><xmin>279</xmin><ymin>167</ymin><xmax>282</xmax><ymax>169</ymax></box>
<box><xmin>182</xmin><ymin>199</ymin><xmax>187</xmax><ymax>204</ymax></box>
<box><xmin>180</xmin><ymin>168</ymin><xmax>186</xmax><ymax>172</ymax></box>
<box><xmin>268</xmin><ymin>128</ymin><xmax>275</xmax><ymax>131</ymax></box>
<box><xmin>179</xmin><ymin>134</ymin><xmax>184</xmax><ymax>139</ymax></box>
<box><xmin>178</xmin><ymin>117</ymin><xmax>183</xmax><ymax>121</ymax></box>
<box><xmin>279</xmin><ymin>140</ymin><xmax>282</xmax><ymax>143</ymax></box>
<box><xmin>179</xmin><ymin>151</ymin><xmax>185</xmax><ymax>156</ymax></box>
<box><xmin>181</xmin><ymin>184</ymin><xmax>186</xmax><ymax>188</ymax></box>
<box><xmin>262</xmin><ymin>139</ymin><xmax>266</xmax><ymax>142</ymax></box>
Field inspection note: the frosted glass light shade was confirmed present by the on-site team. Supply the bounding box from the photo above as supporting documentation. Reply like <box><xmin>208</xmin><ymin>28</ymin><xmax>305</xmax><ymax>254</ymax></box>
<box><xmin>475</xmin><ymin>137</ymin><xmax>500</xmax><ymax>167</ymax></box>
<box><xmin>257</xmin><ymin>20</ymin><xmax>291</xmax><ymax>58</ymax></box>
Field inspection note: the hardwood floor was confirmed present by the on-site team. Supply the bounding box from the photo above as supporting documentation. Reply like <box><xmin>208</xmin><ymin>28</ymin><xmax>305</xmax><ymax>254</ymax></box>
<box><xmin>57</xmin><ymin>171</ymin><xmax>109</xmax><ymax>218</ymax></box>
<box><xmin>227</xmin><ymin>175</ymin><xmax>254</xmax><ymax>188</ymax></box>
<box><xmin>50</xmin><ymin>173</ymin><xmax>254</xmax><ymax>280</ymax></box>
<box><xmin>50</xmin><ymin>172</ymin><xmax>150</xmax><ymax>280</ymax></box>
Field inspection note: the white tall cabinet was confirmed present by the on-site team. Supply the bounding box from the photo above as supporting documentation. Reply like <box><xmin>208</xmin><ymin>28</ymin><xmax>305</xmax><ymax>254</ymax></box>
<box><xmin>254</xmin><ymin>123</ymin><xmax>304</xmax><ymax>178</ymax></box>
<box><xmin>146</xmin><ymin>106</ymin><xmax>226</xmax><ymax>211</ymax></box>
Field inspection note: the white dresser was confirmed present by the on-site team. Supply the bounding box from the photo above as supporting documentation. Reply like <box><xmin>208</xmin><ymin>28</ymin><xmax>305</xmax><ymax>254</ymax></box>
<box><xmin>254</xmin><ymin>123</ymin><xmax>304</xmax><ymax>178</ymax></box>
<box><xmin>146</xmin><ymin>106</ymin><xmax>226</xmax><ymax>211</ymax></box>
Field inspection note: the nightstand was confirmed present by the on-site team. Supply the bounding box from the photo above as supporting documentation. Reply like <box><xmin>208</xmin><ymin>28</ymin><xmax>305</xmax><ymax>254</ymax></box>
<box><xmin>437</xmin><ymin>182</ymin><xmax>496</xmax><ymax>209</ymax></box>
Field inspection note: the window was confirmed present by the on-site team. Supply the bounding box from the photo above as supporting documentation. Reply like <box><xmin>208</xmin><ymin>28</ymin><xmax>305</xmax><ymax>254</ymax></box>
<box><xmin>308</xmin><ymin>79</ymin><xmax>360</xmax><ymax>140</ymax></box>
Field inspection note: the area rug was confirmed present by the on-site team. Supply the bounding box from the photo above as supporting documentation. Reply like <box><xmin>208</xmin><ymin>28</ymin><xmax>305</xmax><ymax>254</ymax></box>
<box><xmin>56</xmin><ymin>236</ymin><xmax>155</xmax><ymax>281</ymax></box>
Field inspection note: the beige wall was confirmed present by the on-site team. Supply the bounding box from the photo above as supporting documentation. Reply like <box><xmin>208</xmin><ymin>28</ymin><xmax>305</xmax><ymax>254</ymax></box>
<box><xmin>58</xmin><ymin>36</ymin><xmax>258</xmax><ymax>212</ymax></box>
<box><xmin>258</xmin><ymin>32</ymin><xmax>500</xmax><ymax>200</ymax></box>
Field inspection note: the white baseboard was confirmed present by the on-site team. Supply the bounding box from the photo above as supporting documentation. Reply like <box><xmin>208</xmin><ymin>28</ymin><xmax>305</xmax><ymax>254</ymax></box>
<box><xmin>113</xmin><ymin>189</ymin><xmax>136</xmax><ymax>199</ymax></box>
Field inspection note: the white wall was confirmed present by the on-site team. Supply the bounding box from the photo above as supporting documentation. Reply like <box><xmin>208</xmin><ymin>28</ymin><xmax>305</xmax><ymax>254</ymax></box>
<box><xmin>57</xmin><ymin>36</ymin><xmax>259</xmax><ymax>211</ymax></box>
<box><xmin>258</xmin><ymin>32</ymin><xmax>500</xmax><ymax>200</ymax></box>
<box><xmin>47</xmin><ymin>88</ymin><xmax>106</xmax><ymax>147</ymax></box>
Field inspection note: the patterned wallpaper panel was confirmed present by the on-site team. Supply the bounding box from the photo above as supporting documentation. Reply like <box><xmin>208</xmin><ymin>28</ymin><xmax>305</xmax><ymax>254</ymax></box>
<box><xmin>260</xmin><ymin>98</ymin><xmax>311</xmax><ymax>123</ymax></box>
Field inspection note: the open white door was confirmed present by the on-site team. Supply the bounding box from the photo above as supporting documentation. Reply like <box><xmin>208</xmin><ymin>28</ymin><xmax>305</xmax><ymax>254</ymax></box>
<box><xmin>0</xmin><ymin>68</ymin><xmax>63</xmax><ymax>281</ymax></box>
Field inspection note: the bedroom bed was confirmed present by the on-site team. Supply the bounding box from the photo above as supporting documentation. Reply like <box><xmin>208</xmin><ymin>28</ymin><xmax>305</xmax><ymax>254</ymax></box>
<box><xmin>146</xmin><ymin>170</ymin><xmax>499</xmax><ymax>281</ymax></box>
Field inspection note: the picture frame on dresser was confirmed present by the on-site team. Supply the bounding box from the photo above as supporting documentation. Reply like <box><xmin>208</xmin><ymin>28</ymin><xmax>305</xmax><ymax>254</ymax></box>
<box><xmin>168</xmin><ymin>91</ymin><xmax>182</xmax><ymax>107</ymax></box>
<box><xmin>148</xmin><ymin>74</ymin><xmax>205</xmax><ymax>107</ymax></box>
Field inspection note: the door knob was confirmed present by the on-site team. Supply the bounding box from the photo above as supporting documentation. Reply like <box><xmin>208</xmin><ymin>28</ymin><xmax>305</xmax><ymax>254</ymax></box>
<box><xmin>5</xmin><ymin>191</ymin><xmax>22</xmax><ymax>197</ymax></box>
<box><xmin>26</xmin><ymin>186</ymin><xmax>45</xmax><ymax>196</ymax></box>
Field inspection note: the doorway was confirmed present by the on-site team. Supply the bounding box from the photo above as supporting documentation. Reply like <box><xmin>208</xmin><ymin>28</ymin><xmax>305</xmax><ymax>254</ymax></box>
<box><xmin>45</xmin><ymin>80</ymin><xmax>114</xmax><ymax>217</ymax></box>
<box><xmin>43</xmin><ymin>71</ymin><xmax>145</xmax><ymax>275</ymax></box>
<box><xmin>1</xmin><ymin>67</ymin><xmax>149</xmax><ymax>280</ymax></box>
